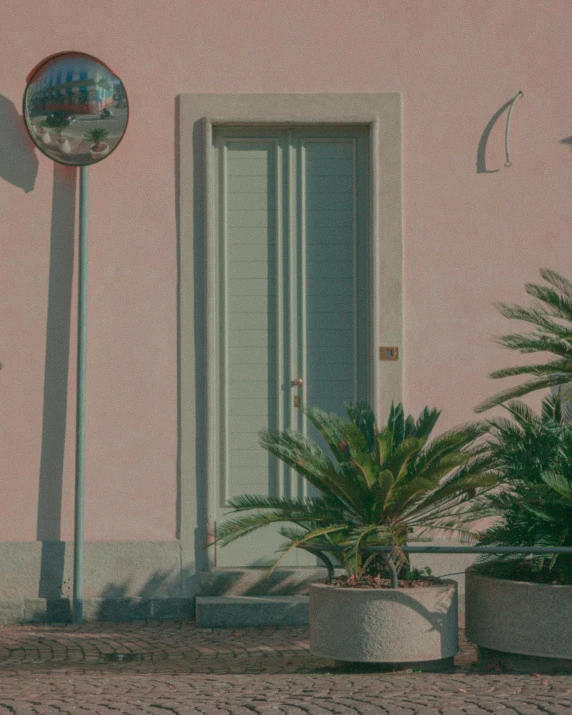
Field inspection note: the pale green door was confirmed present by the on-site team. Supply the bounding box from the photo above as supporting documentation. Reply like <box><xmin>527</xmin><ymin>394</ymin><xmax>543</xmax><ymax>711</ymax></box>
<box><xmin>212</xmin><ymin>126</ymin><xmax>370</xmax><ymax>567</ymax></box>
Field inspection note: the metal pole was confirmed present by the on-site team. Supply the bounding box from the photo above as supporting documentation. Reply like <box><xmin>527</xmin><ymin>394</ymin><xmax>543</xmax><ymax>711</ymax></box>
<box><xmin>301</xmin><ymin>544</ymin><xmax>572</xmax><ymax>555</ymax></box>
<box><xmin>299</xmin><ymin>543</ymin><xmax>572</xmax><ymax>583</ymax></box>
<box><xmin>361</xmin><ymin>546</ymin><xmax>572</xmax><ymax>555</ymax></box>
<box><xmin>73</xmin><ymin>165</ymin><xmax>89</xmax><ymax>625</ymax></box>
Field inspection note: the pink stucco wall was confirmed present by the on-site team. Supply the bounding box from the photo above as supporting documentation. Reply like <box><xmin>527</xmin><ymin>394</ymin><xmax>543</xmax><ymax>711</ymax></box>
<box><xmin>1</xmin><ymin>0</ymin><xmax>571</xmax><ymax>541</ymax></box>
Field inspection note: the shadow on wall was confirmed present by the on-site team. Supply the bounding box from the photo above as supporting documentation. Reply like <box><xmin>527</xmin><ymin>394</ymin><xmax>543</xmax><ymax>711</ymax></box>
<box><xmin>94</xmin><ymin>567</ymin><xmax>191</xmax><ymax>621</ymax></box>
<box><xmin>0</xmin><ymin>95</ymin><xmax>76</xmax><ymax>604</ymax></box>
<box><xmin>28</xmin><ymin>564</ymin><xmax>198</xmax><ymax>623</ymax></box>
<box><xmin>0</xmin><ymin>94</ymin><xmax>38</xmax><ymax>191</ymax></box>
<box><xmin>476</xmin><ymin>97</ymin><xmax>517</xmax><ymax>174</ymax></box>
<box><xmin>27</xmin><ymin>562</ymin><xmax>325</xmax><ymax>623</ymax></box>
<box><xmin>36</xmin><ymin>164</ymin><xmax>77</xmax><ymax>600</ymax></box>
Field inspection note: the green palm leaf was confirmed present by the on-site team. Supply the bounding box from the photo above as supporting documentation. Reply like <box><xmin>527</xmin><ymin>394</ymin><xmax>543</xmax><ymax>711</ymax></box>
<box><xmin>476</xmin><ymin>269</ymin><xmax>572</xmax><ymax>414</ymax></box>
<box><xmin>489</xmin><ymin>362</ymin><xmax>572</xmax><ymax>379</ymax></box>
<box><xmin>494</xmin><ymin>334</ymin><xmax>572</xmax><ymax>358</ymax></box>
<box><xmin>375</xmin><ymin>428</ymin><xmax>393</xmax><ymax>468</ymax></box>
<box><xmin>304</xmin><ymin>406</ymin><xmax>348</xmax><ymax>461</ymax></box>
<box><xmin>525</xmin><ymin>283</ymin><xmax>572</xmax><ymax>321</ymax></box>
<box><xmin>259</xmin><ymin>429</ymin><xmax>364</xmax><ymax>513</ymax></box>
<box><xmin>345</xmin><ymin>402</ymin><xmax>377</xmax><ymax>451</ymax></box>
<box><xmin>415</xmin><ymin>422</ymin><xmax>486</xmax><ymax>473</ymax></box>
<box><xmin>413</xmin><ymin>406</ymin><xmax>442</xmax><ymax>439</ymax></box>
<box><xmin>384</xmin><ymin>436</ymin><xmax>427</xmax><ymax>482</ymax></box>
<box><xmin>267</xmin><ymin>524</ymin><xmax>352</xmax><ymax>575</ymax></box>
<box><xmin>540</xmin><ymin>268</ymin><xmax>572</xmax><ymax>299</ymax></box>
<box><xmin>475</xmin><ymin>374</ymin><xmax>571</xmax><ymax>413</ymax></box>
<box><xmin>493</xmin><ymin>303</ymin><xmax>572</xmax><ymax>337</ymax></box>
<box><xmin>384</xmin><ymin>477</ymin><xmax>437</xmax><ymax>515</ymax></box>
<box><xmin>476</xmin><ymin>394</ymin><xmax>572</xmax><ymax>583</ymax></box>
<box><xmin>541</xmin><ymin>470</ymin><xmax>572</xmax><ymax>500</ymax></box>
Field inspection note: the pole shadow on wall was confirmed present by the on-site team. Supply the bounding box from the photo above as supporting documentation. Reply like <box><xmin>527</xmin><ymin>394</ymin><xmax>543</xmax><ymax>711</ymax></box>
<box><xmin>174</xmin><ymin>96</ymin><xmax>209</xmax><ymax>591</ymax></box>
<box><xmin>36</xmin><ymin>163</ymin><xmax>76</xmax><ymax>615</ymax></box>
<box><xmin>0</xmin><ymin>95</ymin><xmax>38</xmax><ymax>191</ymax></box>
<box><xmin>0</xmin><ymin>94</ymin><xmax>72</xmax><ymax>615</ymax></box>
<box><xmin>174</xmin><ymin>96</ymin><xmax>209</xmax><ymax>589</ymax></box>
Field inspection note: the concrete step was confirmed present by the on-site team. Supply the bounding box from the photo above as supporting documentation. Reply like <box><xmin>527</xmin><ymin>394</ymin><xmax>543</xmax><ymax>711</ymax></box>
<box><xmin>195</xmin><ymin>595</ymin><xmax>309</xmax><ymax>627</ymax></box>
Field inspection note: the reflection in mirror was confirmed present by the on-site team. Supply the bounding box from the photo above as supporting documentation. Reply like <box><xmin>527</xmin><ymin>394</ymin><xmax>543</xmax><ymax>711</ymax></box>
<box><xmin>23</xmin><ymin>52</ymin><xmax>128</xmax><ymax>166</ymax></box>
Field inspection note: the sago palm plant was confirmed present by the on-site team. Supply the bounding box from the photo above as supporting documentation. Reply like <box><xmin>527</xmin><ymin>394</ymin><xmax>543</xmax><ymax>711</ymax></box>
<box><xmin>212</xmin><ymin>402</ymin><xmax>497</xmax><ymax>585</ymax></box>
<box><xmin>84</xmin><ymin>127</ymin><xmax>109</xmax><ymax>151</ymax></box>
<box><xmin>476</xmin><ymin>394</ymin><xmax>572</xmax><ymax>584</ymax></box>
<box><xmin>475</xmin><ymin>268</ymin><xmax>572</xmax><ymax>413</ymax></box>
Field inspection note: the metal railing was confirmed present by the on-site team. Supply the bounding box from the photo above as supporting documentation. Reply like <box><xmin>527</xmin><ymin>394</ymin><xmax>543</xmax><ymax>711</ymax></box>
<box><xmin>298</xmin><ymin>543</ymin><xmax>572</xmax><ymax>587</ymax></box>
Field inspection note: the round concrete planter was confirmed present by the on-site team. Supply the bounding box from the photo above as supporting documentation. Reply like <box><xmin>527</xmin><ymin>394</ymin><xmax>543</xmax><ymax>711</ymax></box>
<box><xmin>465</xmin><ymin>568</ymin><xmax>572</xmax><ymax>668</ymax></box>
<box><xmin>309</xmin><ymin>580</ymin><xmax>458</xmax><ymax>663</ymax></box>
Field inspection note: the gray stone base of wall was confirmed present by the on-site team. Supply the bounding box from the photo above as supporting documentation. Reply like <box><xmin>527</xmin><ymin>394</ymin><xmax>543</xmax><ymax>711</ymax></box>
<box><xmin>0</xmin><ymin>540</ymin><xmax>195</xmax><ymax>623</ymax></box>
<box><xmin>0</xmin><ymin>597</ymin><xmax>194</xmax><ymax>624</ymax></box>
<box><xmin>478</xmin><ymin>647</ymin><xmax>572</xmax><ymax>675</ymax></box>
<box><xmin>0</xmin><ymin>538</ymin><xmax>477</xmax><ymax>625</ymax></box>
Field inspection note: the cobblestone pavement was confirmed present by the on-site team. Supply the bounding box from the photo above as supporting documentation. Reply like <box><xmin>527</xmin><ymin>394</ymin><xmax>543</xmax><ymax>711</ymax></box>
<box><xmin>0</xmin><ymin>621</ymin><xmax>570</xmax><ymax>713</ymax></box>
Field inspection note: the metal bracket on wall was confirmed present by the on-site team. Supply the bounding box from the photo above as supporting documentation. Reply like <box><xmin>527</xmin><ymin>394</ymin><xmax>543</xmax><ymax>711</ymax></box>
<box><xmin>504</xmin><ymin>91</ymin><xmax>523</xmax><ymax>167</ymax></box>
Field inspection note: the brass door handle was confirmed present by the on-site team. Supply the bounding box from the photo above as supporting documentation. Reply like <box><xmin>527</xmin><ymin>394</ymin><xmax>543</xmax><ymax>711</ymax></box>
<box><xmin>292</xmin><ymin>377</ymin><xmax>303</xmax><ymax>387</ymax></box>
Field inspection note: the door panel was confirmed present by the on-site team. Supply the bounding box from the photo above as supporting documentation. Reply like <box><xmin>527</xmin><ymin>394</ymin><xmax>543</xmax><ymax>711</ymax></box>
<box><xmin>222</xmin><ymin>140</ymin><xmax>279</xmax><ymax>519</ymax></box>
<box><xmin>212</xmin><ymin>127</ymin><xmax>369</xmax><ymax>566</ymax></box>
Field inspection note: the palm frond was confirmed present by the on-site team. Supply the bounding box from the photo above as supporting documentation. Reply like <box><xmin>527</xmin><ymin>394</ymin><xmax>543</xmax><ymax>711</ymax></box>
<box><xmin>415</xmin><ymin>422</ymin><xmax>487</xmax><ymax>472</ymax></box>
<box><xmin>265</xmin><ymin>524</ymin><xmax>351</xmax><ymax>576</ymax></box>
<box><xmin>344</xmin><ymin>402</ymin><xmax>377</xmax><ymax>451</ymax></box>
<box><xmin>384</xmin><ymin>436</ymin><xmax>427</xmax><ymax>482</ymax></box>
<box><xmin>375</xmin><ymin>428</ymin><xmax>394</xmax><ymax>468</ymax></box>
<box><xmin>493</xmin><ymin>303</ymin><xmax>572</xmax><ymax>338</ymax></box>
<box><xmin>524</xmin><ymin>283</ymin><xmax>572</xmax><ymax>322</ymax></box>
<box><xmin>345</xmin><ymin>524</ymin><xmax>384</xmax><ymax>574</ymax></box>
<box><xmin>384</xmin><ymin>477</ymin><xmax>436</xmax><ymax>516</ymax></box>
<box><xmin>493</xmin><ymin>333</ymin><xmax>572</xmax><ymax>358</ymax></box>
<box><xmin>259</xmin><ymin>429</ymin><xmax>364</xmax><ymax>513</ymax></box>
<box><xmin>541</xmin><ymin>470</ymin><xmax>572</xmax><ymax>500</ymax></box>
<box><xmin>558</xmin><ymin>383</ymin><xmax>572</xmax><ymax>406</ymax></box>
<box><xmin>213</xmin><ymin>512</ymin><xmax>304</xmax><ymax>547</ymax></box>
<box><xmin>489</xmin><ymin>362</ymin><xmax>572</xmax><ymax>380</ymax></box>
<box><xmin>540</xmin><ymin>268</ymin><xmax>572</xmax><ymax>300</ymax></box>
<box><xmin>407</xmin><ymin>459</ymin><xmax>498</xmax><ymax>515</ymax></box>
<box><xmin>226</xmin><ymin>493</ymin><xmax>330</xmax><ymax>513</ymax></box>
<box><xmin>500</xmin><ymin>399</ymin><xmax>537</xmax><ymax>427</ymax></box>
<box><xmin>474</xmin><ymin>374</ymin><xmax>572</xmax><ymax>413</ymax></box>
<box><xmin>370</xmin><ymin>469</ymin><xmax>394</xmax><ymax>517</ymax></box>
<box><xmin>303</xmin><ymin>406</ymin><xmax>348</xmax><ymax>462</ymax></box>
<box><xmin>388</xmin><ymin>402</ymin><xmax>406</xmax><ymax>445</ymax></box>
<box><xmin>413</xmin><ymin>406</ymin><xmax>441</xmax><ymax>439</ymax></box>
<box><xmin>541</xmin><ymin>394</ymin><xmax>563</xmax><ymax>422</ymax></box>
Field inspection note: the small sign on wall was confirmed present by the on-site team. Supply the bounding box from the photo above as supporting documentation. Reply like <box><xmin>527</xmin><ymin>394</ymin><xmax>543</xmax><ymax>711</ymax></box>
<box><xmin>379</xmin><ymin>346</ymin><xmax>399</xmax><ymax>361</ymax></box>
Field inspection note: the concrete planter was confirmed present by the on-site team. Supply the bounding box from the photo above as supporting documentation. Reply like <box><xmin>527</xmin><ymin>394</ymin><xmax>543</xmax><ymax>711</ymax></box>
<box><xmin>465</xmin><ymin>569</ymin><xmax>572</xmax><ymax>670</ymax></box>
<box><xmin>90</xmin><ymin>142</ymin><xmax>110</xmax><ymax>160</ymax></box>
<box><xmin>309</xmin><ymin>580</ymin><xmax>458</xmax><ymax>664</ymax></box>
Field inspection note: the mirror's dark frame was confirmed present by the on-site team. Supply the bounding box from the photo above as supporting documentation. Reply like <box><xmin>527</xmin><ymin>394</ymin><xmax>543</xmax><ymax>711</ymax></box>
<box><xmin>23</xmin><ymin>51</ymin><xmax>129</xmax><ymax>166</ymax></box>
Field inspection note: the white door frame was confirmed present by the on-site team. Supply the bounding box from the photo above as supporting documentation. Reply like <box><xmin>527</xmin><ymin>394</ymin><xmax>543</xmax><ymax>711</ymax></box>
<box><xmin>178</xmin><ymin>94</ymin><xmax>402</xmax><ymax>575</ymax></box>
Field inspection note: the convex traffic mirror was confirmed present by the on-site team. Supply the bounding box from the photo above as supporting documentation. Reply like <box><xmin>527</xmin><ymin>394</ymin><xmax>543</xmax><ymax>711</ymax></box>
<box><xmin>23</xmin><ymin>51</ymin><xmax>128</xmax><ymax>166</ymax></box>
